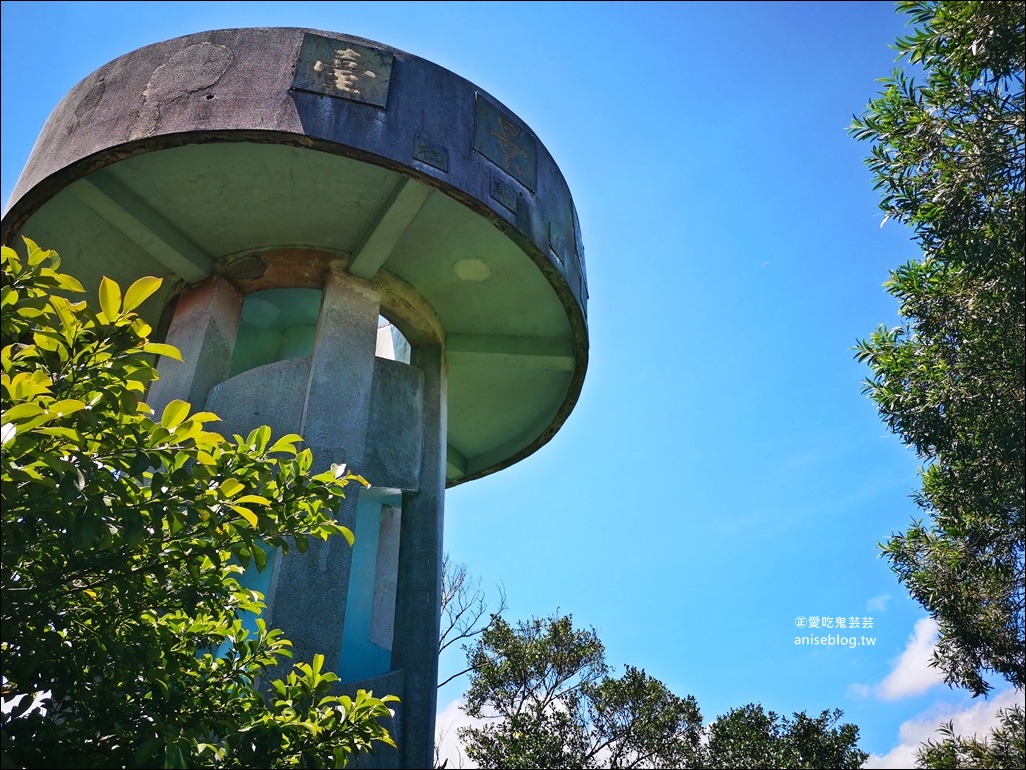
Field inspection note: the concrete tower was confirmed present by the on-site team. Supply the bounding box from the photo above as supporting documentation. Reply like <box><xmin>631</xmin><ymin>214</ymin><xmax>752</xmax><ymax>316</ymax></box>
<box><xmin>1</xmin><ymin>28</ymin><xmax>588</xmax><ymax>768</ymax></box>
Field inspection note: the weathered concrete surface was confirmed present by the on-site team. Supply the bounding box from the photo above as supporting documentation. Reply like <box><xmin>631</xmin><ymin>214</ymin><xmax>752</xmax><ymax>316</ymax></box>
<box><xmin>1</xmin><ymin>26</ymin><xmax>588</xmax><ymax>489</ymax></box>
<box><xmin>267</xmin><ymin>267</ymin><xmax>381</xmax><ymax>683</ymax></box>
<box><xmin>364</xmin><ymin>357</ymin><xmax>425</xmax><ymax>492</ymax></box>
<box><xmin>204</xmin><ymin>357</ymin><xmax>310</xmax><ymax>440</ymax></box>
<box><xmin>147</xmin><ymin>275</ymin><xmax>241</xmax><ymax>420</ymax></box>
<box><xmin>346</xmin><ymin>669</ymin><xmax>406</xmax><ymax>769</ymax></box>
<box><xmin>299</xmin><ymin>265</ymin><xmax>380</xmax><ymax>473</ymax></box>
<box><xmin>2</xmin><ymin>27</ymin><xmax>588</xmax><ymax>333</ymax></box>
<box><xmin>392</xmin><ymin>344</ymin><xmax>447</xmax><ymax>769</ymax></box>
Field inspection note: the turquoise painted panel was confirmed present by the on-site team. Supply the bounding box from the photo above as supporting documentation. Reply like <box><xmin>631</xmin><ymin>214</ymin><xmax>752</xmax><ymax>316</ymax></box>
<box><xmin>339</xmin><ymin>490</ymin><xmax>402</xmax><ymax>682</ymax></box>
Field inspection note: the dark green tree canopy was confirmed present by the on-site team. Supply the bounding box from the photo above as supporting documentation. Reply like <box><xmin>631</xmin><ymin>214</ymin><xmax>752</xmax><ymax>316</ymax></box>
<box><xmin>1</xmin><ymin>239</ymin><xmax>397</xmax><ymax>768</ymax></box>
<box><xmin>703</xmin><ymin>703</ymin><xmax>868</xmax><ymax>770</ymax></box>
<box><xmin>457</xmin><ymin>612</ymin><xmax>867</xmax><ymax>769</ymax></box>
<box><xmin>851</xmin><ymin>0</ymin><xmax>1025</xmax><ymax>697</ymax></box>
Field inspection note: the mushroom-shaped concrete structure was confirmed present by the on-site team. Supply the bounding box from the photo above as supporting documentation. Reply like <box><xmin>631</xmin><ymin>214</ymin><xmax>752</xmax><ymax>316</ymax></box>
<box><xmin>1</xmin><ymin>27</ymin><xmax>588</xmax><ymax>768</ymax></box>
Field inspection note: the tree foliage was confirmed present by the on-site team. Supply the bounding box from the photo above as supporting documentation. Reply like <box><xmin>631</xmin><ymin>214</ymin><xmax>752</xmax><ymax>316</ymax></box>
<box><xmin>458</xmin><ymin>612</ymin><xmax>867</xmax><ymax>769</ymax></box>
<box><xmin>851</xmin><ymin>0</ymin><xmax>1025</xmax><ymax>697</ymax></box>
<box><xmin>916</xmin><ymin>704</ymin><xmax>1025</xmax><ymax>769</ymax></box>
<box><xmin>1</xmin><ymin>239</ymin><xmax>397</xmax><ymax>768</ymax></box>
<box><xmin>703</xmin><ymin>704</ymin><xmax>868</xmax><ymax>770</ymax></box>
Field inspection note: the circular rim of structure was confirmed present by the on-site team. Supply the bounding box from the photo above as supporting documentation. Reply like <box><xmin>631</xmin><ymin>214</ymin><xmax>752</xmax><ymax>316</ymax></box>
<box><xmin>1</xmin><ymin>26</ymin><xmax>590</xmax><ymax>487</ymax></box>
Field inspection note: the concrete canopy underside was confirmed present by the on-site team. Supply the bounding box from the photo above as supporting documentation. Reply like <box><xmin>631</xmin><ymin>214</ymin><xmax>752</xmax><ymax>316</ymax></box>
<box><xmin>1</xmin><ymin>27</ymin><xmax>590</xmax><ymax>487</ymax></box>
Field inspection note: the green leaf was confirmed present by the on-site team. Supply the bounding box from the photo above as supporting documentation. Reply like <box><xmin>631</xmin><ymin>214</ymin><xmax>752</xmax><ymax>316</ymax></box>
<box><xmin>122</xmin><ymin>276</ymin><xmax>162</xmax><ymax>313</ymax></box>
<box><xmin>33</xmin><ymin>331</ymin><xmax>62</xmax><ymax>352</ymax></box>
<box><xmin>7</xmin><ymin>413</ymin><xmax>57</xmax><ymax>434</ymax></box>
<box><xmin>131</xmin><ymin>317</ymin><xmax>152</xmax><ymax>337</ymax></box>
<box><xmin>253</xmin><ymin>543</ymin><xmax>268</xmax><ymax>571</ymax></box>
<box><xmin>246</xmin><ymin>425</ymin><xmax>272</xmax><ymax>453</ymax></box>
<box><xmin>4</xmin><ymin>402</ymin><xmax>44</xmax><ymax>422</ymax></box>
<box><xmin>98</xmin><ymin>276</ymin><xmax>122</xmax><ymax>320</ymax></box>
<box><xmin>23</xmin><ymin>237</ymin><xmax>48</xmax><ymax>266</ymax></box>
<box><xmin>53</xmin><ymin>272</ymin><xmax>85</xmax><ymax>293</ymax></box>
<box><xmin>47</xmin><ymin>399</ymin><xmax>86</xmax><ymax>418</ymax></box>
<box><xmin>269</xmin><ymin>433</ymin><xmax>304</xmax><ymax>454</ymax></box>
<box><xmin>1</xmin><ymin>244</ymin><xmax>19</xmax><ymax>266</ymax></box>
<box><xmin>187</xmin><ymin>411</ymin><xmax>221</xmax><ymax>425</ymax></box>
<box><xmin>231</xmin><ymin>504</ymin><xmax>259</xmax><ymax>527</ymax></box>
<box><xmin>50</xmin><ymin>295</ymin><xmax>78</xmax><ymax>331</ymax></box>
<box><xmin>236</xmin><ymin>494</ymin><xmax>270</xmax><ymax>506</ymax></box>
<box><xmin>160</xmin><ymin>399</ymin><xmax>191</xmax><ymax>429</ymax></box>
<box><xmin>36</xmin><ymin>426</ymin><xmax>82</xmax><ymax>442</ymax></box>
<box><xmin>7</xmin><ymin>371</ymin><xmax>53</xmax><ymax>400</ymax></box>
<box><xmin>142</xmin><ymin>342</ymin><xmax>183</xmax><ymax>361</ymax></box>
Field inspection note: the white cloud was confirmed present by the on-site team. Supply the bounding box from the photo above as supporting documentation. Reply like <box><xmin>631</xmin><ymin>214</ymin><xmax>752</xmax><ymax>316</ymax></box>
<box><xmin>877</xmin><ymin>618</ymin><xmax>946</xmax><ymax>700</ymax></box>
<box><xmin>435</xmin><ymin>697</ymin><xmax>483</xmax><ymax>769</ymax></box>
<box><xmin>850</xmin><ymin>617</ymin><xmax>946</xmax><ymax>701</ymax></box>
<box><xmin>867</xmin><ymin>593</ymin><xmax>891</xmax><ymax>612</ymax></box>
<box><xmin>864</xmin><ymin>687</ymin><xmax>1026</xmax><ymax>769</ymax></box>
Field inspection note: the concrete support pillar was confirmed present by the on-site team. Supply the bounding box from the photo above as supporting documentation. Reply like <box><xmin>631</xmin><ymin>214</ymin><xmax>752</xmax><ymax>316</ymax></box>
<box><xmin>146</xmin><ymin>275</ymin><xmax>242</xmax><ymax>419</ymax></box>
<box><xmin>266</xmin><ymin>266</ymin><xmax>382</xmax><ymax>675</ymax></box>
<box><xmin>301</xmin><ymin>265</ymin><xmax>381</xmax><ymax>472</ymax></box>
<box><xmin>392</xmin><ymin>343</ymin><xmax>447</xmax><ymax>770</ymax></box>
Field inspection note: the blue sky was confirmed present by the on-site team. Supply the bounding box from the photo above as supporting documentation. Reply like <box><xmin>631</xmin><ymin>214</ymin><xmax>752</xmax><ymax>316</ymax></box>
<box><xmin>3</xmin><ymin>1</ymin><xmax>1022</xmax><ymax>766</ymax></box>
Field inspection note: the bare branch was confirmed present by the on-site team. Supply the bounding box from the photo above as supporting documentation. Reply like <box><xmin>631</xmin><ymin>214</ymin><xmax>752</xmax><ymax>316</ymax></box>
<box><xmin>438</xmin><ymin>552</ymin><xmax>507</xmax><ymax>660</ymax></box>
